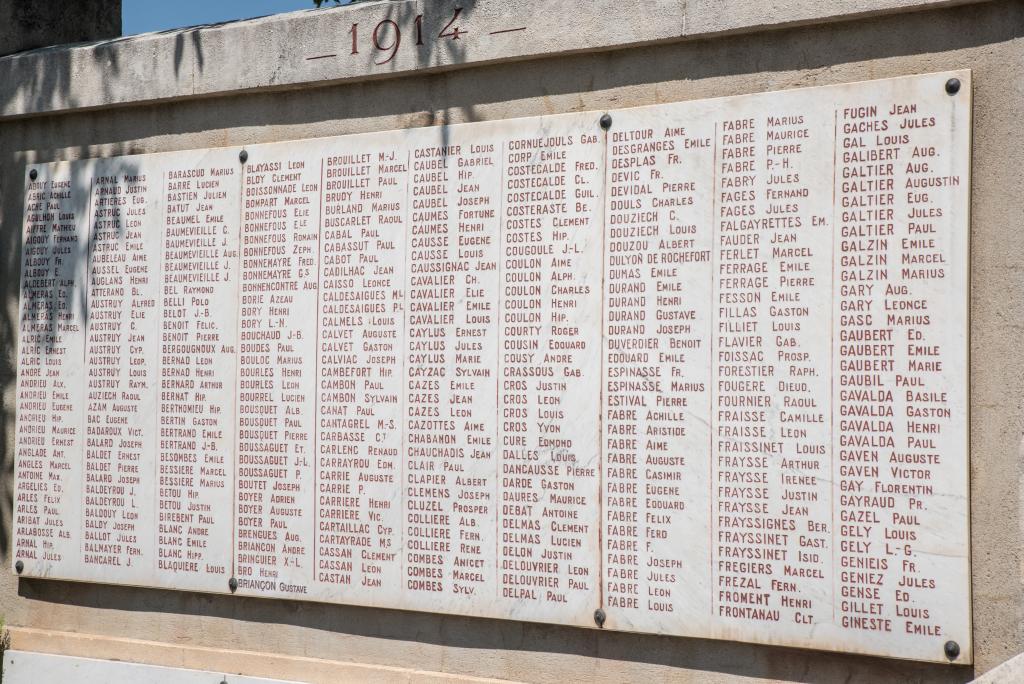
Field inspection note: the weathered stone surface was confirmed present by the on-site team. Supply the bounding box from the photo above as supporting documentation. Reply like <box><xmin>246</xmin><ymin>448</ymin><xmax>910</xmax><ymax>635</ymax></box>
<box><xmin>972</xmin><ymin>651</ymin><xmax>1024</xmax><ymax>683</ymax></box>
<box><xmin>4</xmin><ymin>650</ymin><xmax>305</xmax><ymax>684</ymax></box>
<box><xmin>0</xmin><ymin>0</ymin><xmax>989</xmax><ymax>118</ymax></box>
<box><xmin>0</xmin><ymin>0</ymin><xmax>120</xmax><ymax>58</ymax></box>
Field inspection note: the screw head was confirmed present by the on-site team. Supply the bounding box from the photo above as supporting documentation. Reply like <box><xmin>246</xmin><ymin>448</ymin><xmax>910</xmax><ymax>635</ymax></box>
<box><xmin>599</xmin><ymin>114</ymin><xmax>613</xmax><ymax>130</ymax></box>
<box><xmin>29</xmin><ymin>169</ymin><xmax>37</xmax><ymax>181</ymax></box>
<box><xmin>228</xmin><ymin>577</ymin><xmax>238</xmax><ymax>593</ymax></box>
<box><xmin>944</xmin><ymin>640</ymin><xmax>960</xmax><ymax>660</ymax></box>
<box><xmin>945</xmin><ymin>78</ymin><xmax>961</xmax><ymax>95</ymax></box>
<box><xmin>593</xmin><ymin>608</ymin><xmax>606</xmax><ymax>628</ymax></box>
<box><xmin>14</xmin><ymin>560</ymin><xmax>24</xmax><ymax>574</ymax></box>
<box><xmin>239</xmin><ymin>150</ymin><xmax>248</xmax><ymax>164</ymax></box>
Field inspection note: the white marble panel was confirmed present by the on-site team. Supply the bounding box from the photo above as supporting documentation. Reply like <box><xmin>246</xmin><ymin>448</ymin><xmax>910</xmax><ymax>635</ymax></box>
<box><xmin>12</xmin><ymin>71</ymin><xmax>971</xmax><ymax>663</ymax></box>
<box><xmin>599</xmin><ymin>70</ymin><xmax>971</xmax><ymax>663</ymax></box>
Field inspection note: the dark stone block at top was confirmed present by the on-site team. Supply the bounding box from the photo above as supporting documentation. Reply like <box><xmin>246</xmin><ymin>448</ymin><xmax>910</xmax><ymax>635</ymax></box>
<box><xmin>0</xmin><ymin>0</ymin><xmax>121</xmax><ymax>57</ymax></box>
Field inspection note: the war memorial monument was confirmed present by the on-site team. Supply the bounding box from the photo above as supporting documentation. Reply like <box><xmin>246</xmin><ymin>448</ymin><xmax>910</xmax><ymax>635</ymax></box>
<box><xmin>0</xmin><ymin>0</ymin><xmax>1022</xmax><ymax>681</ymax></box>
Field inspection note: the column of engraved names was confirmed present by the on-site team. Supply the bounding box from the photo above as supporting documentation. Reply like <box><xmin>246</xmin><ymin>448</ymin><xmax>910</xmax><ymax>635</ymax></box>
<box><xmin>157</xmin><ymin>161</ymin><xmax>237</xmax><ymax>580</ymax></box>
<box><xmin>404</xmin><ymin>141</ymin><xmax>498</xmax><ymax>601</ymax></box>
<box><xmin>499</xmin><ymin>130</ymin><xmax>601</xmax><ymax>611</ymax></box>
<box><xmin>712</xmin><ymin>116</ymin><xmax>784</xmax><ymax>624</ymax></box>
<box><xmin>121</xmin><ymin>172</ymin><xmax>158</xmax><ymax>573</ymax></box>
<box><xmin>315</xmin><ymin>147</ymin><xmax>406</xmax><ymax>596</ymax></box>
<box><xmin>892</xmin><ymin>97</ymin><xmax>961</xmax><ymax>639</ymax></box>
<box><xmin>834</xmin><ymin>98</ymin><xmax>957</xmax><ymax>638</ymax></box>
<box><xmin>236</xmin><ymin>157</ymin><xmax>319</xmax><ymax>596</ymax></box>
<box><xmin>758</xmin><ymin>109</ymin><xmax>833</xmax><ymax>624</ymax></box>
<box><xmin>82</xmin><ymin>170</ymin><xmax>154</xmax><ymax>573</ymax></box>
<box><xmin>15</xmin><ymin>172</ymin><xmax>83</xmax><ymax>571</ymax></box>
<box><xmin>445</xmin><ymin>139</ymin><xmax>500</xmax><ymax>601</ymax></box>
<box><xmin>834</xmin><ymin>104</ymin><xmax>901</xmax><ymax>635</ymax></box>
<box><xmin>602</xmin><ymin>122</ymin><xmax>713</xmax><ymax>618</ymax></box>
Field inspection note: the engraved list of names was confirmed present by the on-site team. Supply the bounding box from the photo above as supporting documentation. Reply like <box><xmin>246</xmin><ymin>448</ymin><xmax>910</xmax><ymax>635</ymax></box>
<box><xmin>13</xmin><ymin>72</ymin><xmax>971</xmax><ymax>663</ymax></box>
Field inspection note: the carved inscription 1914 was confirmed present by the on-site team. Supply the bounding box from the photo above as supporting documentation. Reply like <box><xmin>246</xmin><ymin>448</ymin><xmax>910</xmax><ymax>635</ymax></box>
<box><xmin>13</xmin><ymin>72</ymin><xmax>971</xmax><ymax>663</ymax></box>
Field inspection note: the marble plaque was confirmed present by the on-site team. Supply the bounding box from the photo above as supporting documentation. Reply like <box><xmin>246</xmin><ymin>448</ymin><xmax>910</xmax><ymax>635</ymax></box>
<box><xmin>598</xmin><ymin>72</ymin><xmax>971</xmax><ymax>662</ymax></box>
<box><xmin>12</xmin><ymin>72</ymin><xmax>971</xmax><ymax>662</ymax></box>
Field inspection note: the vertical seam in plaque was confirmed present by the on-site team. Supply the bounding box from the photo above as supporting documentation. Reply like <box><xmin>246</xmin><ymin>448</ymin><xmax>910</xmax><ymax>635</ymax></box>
<box><xmin>156</xmin><ymin>170</ymin><xmax>166</xmax><ymax>579</ymax></box>
<box><xmin>81</xmin><ymin>173</ymin><xmax>96</xmax><ymax>566</ymax></box>
<box><xmin>232</xmin><ymin>158</ymin><xmax>244</xmax><ymax>585</ymax></box>
<box><xmin>709</xmin><ymin>122</ymin><xmax>719</xmax><ymax>617</ymax></box>
<box><xmin>597</xmin><ymin>120</ymin><xmax>609</xmax><ymax>616</ymax></box>
<box><xmin>14</xmin><ymin>166</ymin><xmax>29</xmax><ymax>574</ymax></box>
<box><xmin>496</xmin><ymin>140</ymin><xmax>505</xmax><ymax>600</ymax></box>
<box><xmin>314</xmin><ymin>156</ymin><xmax>325</xmax><ymax>591</ymax></box>
<box><xmin>830</xmin><ymin>107</ymin><xmax>838</xmax><ymax>624</ymax></box>
<box><xmin>400</xmin><ymin>147</ymin><xmax>411</xmax><ymax>587</ymax></box>
<box><xmin>16</xmin><ymin>166</ymin><xmax>31</xmax><ymax>573</ymax></box>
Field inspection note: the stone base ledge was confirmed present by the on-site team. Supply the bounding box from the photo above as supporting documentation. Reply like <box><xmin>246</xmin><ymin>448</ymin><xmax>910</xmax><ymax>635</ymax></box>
<box><xmin>972</xmin><ymin>652</ymin><xmax>1024</xmax><ymax>683</ymax></box>
<box><xmin>6</xmin><ymin>627</ymin><xmax>518</xmax><ymax>684</ymax></box>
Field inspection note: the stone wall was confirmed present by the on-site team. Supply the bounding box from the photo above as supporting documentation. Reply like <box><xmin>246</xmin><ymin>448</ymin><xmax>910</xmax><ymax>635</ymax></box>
<box><xmin>1</xmin><ymin>1</ymin><xmax>1020</xmax><ymax>681</ymax></box>
<box><xmin>0</xmin><ymin>0</ymin><xmax>120</xmax><ymax>58</ymax></box>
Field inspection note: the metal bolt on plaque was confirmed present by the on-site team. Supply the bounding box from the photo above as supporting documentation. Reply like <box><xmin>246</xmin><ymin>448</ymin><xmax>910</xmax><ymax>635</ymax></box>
<box><xmin>239</xmin><ymin>150</ymin><xmax>248</xmax><ymax>164</ymax></box>
<box><xmin>593</xmin><ymin>608</ymin><xmax>606</xmax><ymax>628</ymax></box>
<box><xmin>944</xmin><ymin>640</ymin><xmax>961</xmax><ymax>661</ymax></box>
<box><xmin>14</xmin><ymin>560</ymin><xmax>23</xmax><ymax>574</ymax></box>
<box><xmin>946</xmin><ymin>78</ymin><xmax>961</xmax><ymax>95</ymax></box>
<box><xmin>228</xmin><ymin>577</ymin><xmax>238</xmax><ymax>593</ymax></box>
<box><xmin>28</xmin><ymin>169</ymin><xmax>37</xmax><ymax>181</ymax></box>
<box><xmin>599</xmin><ymin>113</ymin><xmax>613</xmax><ymax>130</ymax></box>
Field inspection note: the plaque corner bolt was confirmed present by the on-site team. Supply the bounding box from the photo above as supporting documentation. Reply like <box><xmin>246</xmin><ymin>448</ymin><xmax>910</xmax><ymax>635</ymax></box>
<box><xmin>239</xmin><ymin>150</ymin><xmax>249</xmax><ymax>164</ymax></box>
<box><xmin>28</xmin><ymin>169</ymin><xmax>37</xmax><ymax>181</ymax></box>
<box><xmin>945</xmin><ymin>78</ymin><xmax>961</xmax><ymax>95</ymax></box>
<box><xmin>228</xmin><ymin>577</ymin><xmax>238</xmax><ymax>593</ymax></box>
<box><xmin>593</xmin><ymin>608</ymin><xmax>606</xmax><ymax>628</ymax></box>
<box><xmin>14</xmin><ymin>560</ymin><xmax>24</xmax><ymax>574</ymax></box>
<box><xmin>944</xmin><ymin>640</ymin><xmax>961</xmax><ymax>661</ymax></box>
<box><xmin>599</xmin><ymin>114</ymin><xmax>613</xmax><ymax>131</ymax></box>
